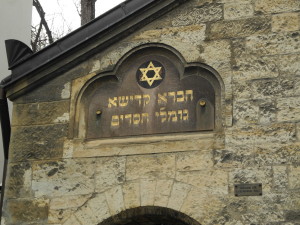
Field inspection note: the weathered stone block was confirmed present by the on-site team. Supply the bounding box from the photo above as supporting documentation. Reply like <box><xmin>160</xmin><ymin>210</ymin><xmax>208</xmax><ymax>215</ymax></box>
<box><xmin>5</xmin><ymin>162</ymin><xmax>32</xmax><ymax>199</ymax></box>
<box><xmin>273</xmin><ymin>166</ymin><xmax>288</xmax><ymax>190</ymax></box>
<box><xmin>289</xmin><ymin>166</ymin><xmax>300</xmax><ymax>189</ymax></box>
<box><xmin>105</xmin><ymin>185</ymin><xmax>125</xmax><ymax>215</ymax></box>
<box><xmin>272</xmin><ymin>12</ymin><xmax>300</xmax><ymax>33</ymax></box>
<box><xmin>176</xmin><ymin>170</ymin><xmax>228</xmax><ymax>195</ymax></box>
<box><xmin>95</xmin><ymin>157</ymin><xmax>126</xmax><ymax>192</ymax></box>
<box><xmin>171</xmin><ymin>4</ymin><xmax>223</xmax><ymax>26</ymax></box>
<box><xmin>245</xmin><ymin>32</ymin><xmax>300</xmax><ymax>56</ymax></box>
<box><xmin>140</xmin><ymin>179</ymin><xmax>156</xmax><ymax>206</ymax></box>
<box><xmin>224</xmin><ymin>3</ymin><xmax>254</xmax><ymax>20</ymax></box>
<box><xmin>32</xmin><ymin>159</ymin><xmax>95</xmax><ymax>197</ymax></box>
<box><xmin>232</xmin><ymin>55</ymin><xmax>279</xmax><ymax>81</ymax></box>
<box><xmin>213</xmin><ymin>148</ymin><xmax>255</xmax><ymax>168</ymax></box>
<box><xmin>12</xmin><ymin>100</ymin><xmax>70</xmax><ymax>126</ymax></box>
<box><xmin>208</xmin><ymin>16</ymin><xmax>271</xmax><ymax>39</ymax></box>
<box><xmin>176</xmin><ymin>150</ymin><xmax>214</xmax><ymax>171</ymax></box>
<box><xmin>232</xmin><ymin>80</ymin><xmax>252</xmax><ymax>100</ymax></box>
<box><xmin>251</xmin><ymin>78</ymin><xmax>294</xmax><ymax>99</ymax></box>
<box><xmin>233</xmin><ymin>100</ymin><xmax>259</xmax><ymax>125</ymax></box>
<box><xmin>255</xmin><ymin>0</ymin><xmax>300</xmax><ymax>14</ymax></box>
<box><xmin>259</xmin><ymin>100</ymin><xmax>277</xmax><ymax>124</ymax></box>
<box><xmin>126</xmin><ymin>154</ymin><xmax>175</xmax><ymax>180</ymax></box>
<box><xmin>154</xmin><ymin>179</ymin><xmax>173</xmax><ymax>207</ymax></box>
<box><xmin>167</xmin><ymin>182</ymin><xmax>191</xmax><ymax>210</ymax></box>
<box><xmin>277</xmin><ymin>97</ymin><xmax>300</xmax><ymax>122</ymax></box>
<box><xmin>254</xmin><ymin>143</ymin><xmax>300</xmax><ymax>166</ymax></box>
<box><xmin>199</xmin><ymin>39</ymin><xmax>231</xmax><ymax>69</ymax></box>
<box><xmin>9</xmin><ymin>124</ymin><xmax>68</xmax><ymax>162</ymax></box>
<box><xmin>5</xmin><ymin>199</ymin><xmax>49</xmax><ymax>224</ymax></box>
<box><xmin>274</xmin><ymin>54</ymin><xmax>300</xmax><ymax>75</ymax></box>
<box><xmin>226</xmin><ymin>124</ymin><xmax>296</xmax><ymax>146</ymax></box>
<box><xmin>123</xmin><ymin>181</ymin><xmax>140</xmax><ymax>209</ymax></box>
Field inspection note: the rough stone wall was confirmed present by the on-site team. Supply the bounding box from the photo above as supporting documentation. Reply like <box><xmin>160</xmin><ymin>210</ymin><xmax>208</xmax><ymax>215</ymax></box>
<box><xmin>2</xmin><ymin>0</ymin><xmax>300</xmax><ymax>224</ymax></box>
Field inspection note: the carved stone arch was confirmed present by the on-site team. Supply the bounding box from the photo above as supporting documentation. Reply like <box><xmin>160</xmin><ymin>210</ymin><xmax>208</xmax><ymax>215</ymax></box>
<box><xmin>71</xmin><ymin>44</ymin><xmax>224</xmax><ymax>139</ymax></box>
<box><xmin>98</xmin><ymin>206</ymin><xmax>202</xmax><ymax>225</ymax></box>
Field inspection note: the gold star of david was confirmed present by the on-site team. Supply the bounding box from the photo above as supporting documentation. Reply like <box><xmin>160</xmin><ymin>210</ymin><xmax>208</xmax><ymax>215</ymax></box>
<box><xmin>139</xmin><ymin>61</ymin><xmax>162</xmax><ymax>86</ymax></box>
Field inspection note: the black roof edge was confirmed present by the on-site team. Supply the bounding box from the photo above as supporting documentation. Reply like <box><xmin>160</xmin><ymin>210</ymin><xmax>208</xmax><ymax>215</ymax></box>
<box><xmin>1</xmin><ymin>0</ymin><xmax>188</xmax><ymax>99</ymax></box>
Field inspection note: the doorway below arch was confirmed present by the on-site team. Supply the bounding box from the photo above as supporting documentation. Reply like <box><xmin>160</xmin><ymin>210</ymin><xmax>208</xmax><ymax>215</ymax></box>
<box><xmin>98</xmin><ymin>206</ymin><xmax>201</xmax><ymax>225</ymax></box>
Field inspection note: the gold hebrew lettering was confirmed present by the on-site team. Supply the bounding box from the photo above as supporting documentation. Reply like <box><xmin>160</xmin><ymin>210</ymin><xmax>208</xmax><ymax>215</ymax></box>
<box><xmin>133</xmin><ymin>114</ymin><xmax>141</xmax><ymax>125</ymax></box>
<box><xmin>159</xmin><ymin>107</ymin><xmax>167</xmax><ymax>123</ymax></box>
<box><xmin>125</xmin><ymin>114</ymin><xmax>132</xmax><ymax>125</ymax></box>
<box><xmin>143</xmin><ymin>95</ymin><xmax>151</xmax><ymax>106</ymax></box>
<box><xmin>111</xmin><ymin>115</ymin><xmax>119</xmax><ymax>126</ymax></box>
<box><xmin>157</xmin><ymin>93</ymin><xmax>167</xmax><ymax>104</ymax></box>
<box><xmin>118</xmin><ymin>96</ymin><xmax>129</xmax><ymax>107</ymax></box>
<box><xmin>183</xmin><ymin>109</ymin><xmax>189</xmax><ymax>121</ymax></box>
<box><xmin>142</xmin><ymin>113</ymin><xmax>149</xmax><ymax>124</ymax></box>
<box><xmin>134</xmin><ymin>95</ymin><xmax>142</xmax><ymax>106</ymax></box>
<box><xmin>177</xmin><ymin>91</ymin><xmax>185</xmax><ymax>102</ymax></box>
<box><xmin>177</xmin><ymin>110</ymin><xmax>183</xmax><ymax>120</ymax></box>
<box><xmin>185</xmin><ymin>90</ymin><xmax>193</xmax><ymax>101</ymax></box>
<box><xmin>168</xmin><ymin>92</ymin><xmax>176</xmax><ymax>103</ymax></box>
<box><xmin>168</xmin><ymin>111</ymin><xmax>178</xmax><ymax>122</ymax></box>
<box><xmin>108</xmin><ymin>97</ymin><xmax>118</xmax><ymax>108</ymax></box>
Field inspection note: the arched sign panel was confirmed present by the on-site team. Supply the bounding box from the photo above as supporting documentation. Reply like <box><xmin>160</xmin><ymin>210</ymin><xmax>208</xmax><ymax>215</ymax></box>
<box><xmin>84</xmin><ymin>48</ymin><xmax>216</xmax><ymax>139</ymax></box>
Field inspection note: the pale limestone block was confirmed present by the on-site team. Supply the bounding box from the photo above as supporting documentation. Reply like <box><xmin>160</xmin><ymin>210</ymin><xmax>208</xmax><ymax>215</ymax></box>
<box><xmin>140</xmin><ymin>179</ymin><xmax>156</xmax><ymax>206</ymax></box>
<box><xmin>224</xmin><ymin>3</ymin><xmax>254</xmax><ymax>20</ymax></box>
<box><xmin>245</xmin><ymin>32</ymin><xmax>300</xmax><ymax>56</ymax></box>
<box><xmin>289</xmin><ymin>166</ymin><xmax>300</xmax><ymax>189</ymax></box>
<box><xmin>297</xmin><ymin>123</ymin><xmax>300</xmax><ymax>141</ymax></box>
<box><xmin>176</xmin><ymin>170</ymin><xmax>228</xmax><ymax>195</ymax></box>
<box><xmin>126</xmin><ymin>154</ymin><xmax>175</xmax><ymax>181</ymax></box>
<box><xmin>105</xmin><ymin>186</ymin><xmax>125</xmax><ymax>215</ymax></box>
<box><xmin>229</xmin><ymin>167</ymin><xmax>273</xmax><ymax>194</ymax></box>
<box><xmin>63</xmin><ymin>139</ymin><xmax>74</xmax><ymax>159</ymax></box>
<box><xmin>63</xmin><ymin>214</ymin><xmax>81</xmax><ymax>225</ymax></box>
<box><xmin>232</xmin><ymin>80</ymin><xmax>252</xmax><ymax>101</ymax></box>
<box><xmin>259</xmin><ymin>100</ymin><xmax>277</xmax><ymax>125</ymax></box>
<box><xmin>86</xmin><ymin>193</ymin><xmax>111</xmax><ymax>223</ymax></box>
<box><xmin>181</xmin><ymin>188</ymin><xmax>225</xmax><ymax>223</ymax></box>
<box><xmin>154</xmin><ymin>179</ymin><xmax>173</xmax><ymax>207</ymax></box>
<box><xmin>133</xmin><ymin>25</ymin><xmax>206</xmax><ymax>43</ymax></box>
<box><xmin>50</xmin><ymin>194</ymin><xmax>91</xmax><ymax>210</ymax></box>
<box><xmin>217</xmin><ymin>0</ymin><xmax>251</xmax><ymax>3</ymax></box>
<box><xmin>233</xmin><ymin>100</ymin><xmax>259</xmax><ymax>126</ymax></box>
<box><xmin>226</xmin><ymin>124</ymin><xmax>295</xmax><ymax>146</ymax></box>
<box><xmin>277</xmin><ymin>97</ymin><xmax>300</xmax><ymax>122</ymax></box>
<box><xmin>61</xmin><ymin>82</ymin><xmax>71</xmax><ymax>99</ymax></box>
<box><xmin>295</xmin><ymin>78</ymin><xmax>300</xmax><ymax>97</ymax></box>
<box><xmin>176</xmin><ymin>150</ymin><xmax>214</xmax><ymax>171</ymax></box>
<box><xmin>272</xmin><ymin>12</ymin><xmax>300</xmax><ymax>32</ymax></box>
<box><xmin>74</xmin><ymin>133</ymin><xmax>215</xmax><ymax>158</ymax></box>
<box><xmin>123</xmin><ymin>181</ymin><xmax>140</xmax><ymax>209</ymax></box>
<box><xmin>160</xmin><ymin>40</ymin><xmax>201</xmax><ymax>63</ymax></box>
<box><xmin>32</xmin><ymin>159</ymin><xmax>95</xmax><ymax>197</ymax></box>
<box><xmin>255</xmin><ymin>0</ymin><xmax>300</xmax><ymax>14</ymax></box>
<box><xmin>171</xmin><ymin>5</ymin><xmax>222</xmax><ymax>26</ymax></box>
<box><xmin>274</xmin><ymin>54</ymin><xmax>300</xmax><ymax>75</ymax></box>
<box><xmin>95</xmin><ymin>157</ymin><xmax>126</xmax><ymax>192</ymax></box>
<box><xmin>75</xmin><ymin>204</ymin><xmax>99</xmax><ymax>225</ymax></box>
<box><xmin>167</xmin><ymin>182</ymin><xmax>191</xmax><ymax>211</ymax></box>
<box><xmin>199</xmin><ymin>40</ymin><xmax>231</xmax><ymax>70</ymax></box>
<box><xmin>48</xmin><ymin>208</ymin><xmax>75</xmax><ymax>224</ymax></box>
<box><xmin>273</xmin><ymin>166</ymin><xmax>288</xmax><ymax>190</ymax></box>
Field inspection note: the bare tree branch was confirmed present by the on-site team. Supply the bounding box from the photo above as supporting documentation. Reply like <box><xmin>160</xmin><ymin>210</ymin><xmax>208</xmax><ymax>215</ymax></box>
<box><xmin>33</xmin><ymin>0</ymin><xmax>54</xmax><ymax>44</ymax></box>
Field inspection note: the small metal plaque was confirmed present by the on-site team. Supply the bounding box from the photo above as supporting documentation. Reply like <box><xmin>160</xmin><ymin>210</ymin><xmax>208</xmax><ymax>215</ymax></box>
<box><xmin>234</xmin><ymin>183</ymin><xmax>262</xmax><ymax>197</ymax></box>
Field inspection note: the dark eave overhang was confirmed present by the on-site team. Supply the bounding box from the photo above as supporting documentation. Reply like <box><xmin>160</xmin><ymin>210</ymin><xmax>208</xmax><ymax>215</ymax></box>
<box><xmin>1</xmin><ymin>0</ymin><xmax>187</xmax><ymax>100</ymax></box>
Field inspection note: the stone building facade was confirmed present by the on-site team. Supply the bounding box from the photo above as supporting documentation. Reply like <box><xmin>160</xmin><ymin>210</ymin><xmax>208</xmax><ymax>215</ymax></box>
<box><xmin>1</xmin><ymin>0</ymin><xmax>300</xmax><ymax>224</ymax></box>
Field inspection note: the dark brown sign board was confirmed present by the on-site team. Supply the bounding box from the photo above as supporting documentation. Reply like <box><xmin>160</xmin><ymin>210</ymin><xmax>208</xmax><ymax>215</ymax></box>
<box><xmin>234</xmin><ymin>183</ymin><xmax>262</xmax><ymax>197</ymax></box>
<box><xmin>86</xmin><ymin>51</ymin><xmax>216</xmax><ymax>139</ymax></box>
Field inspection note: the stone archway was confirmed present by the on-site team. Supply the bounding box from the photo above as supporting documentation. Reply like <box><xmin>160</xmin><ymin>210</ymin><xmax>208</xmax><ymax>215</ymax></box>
<box><xmin>98</xmin><ymin>206</ymin><xmax>202</xmax><ymax>225</ymax></box>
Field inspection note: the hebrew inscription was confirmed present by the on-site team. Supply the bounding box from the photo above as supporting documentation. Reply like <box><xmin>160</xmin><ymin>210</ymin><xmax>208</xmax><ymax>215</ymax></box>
<box><xmin>86</xmin><ymin>54</ymin><xmax>215</xmax><ymax>139</ymax></box>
